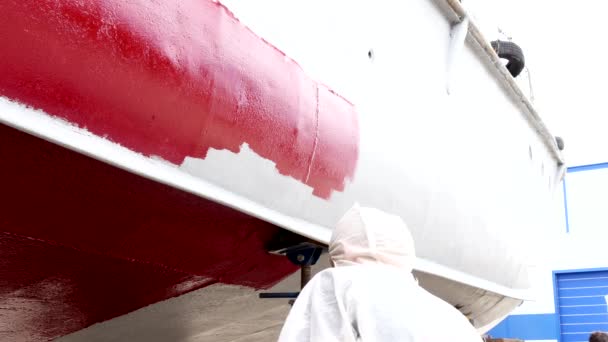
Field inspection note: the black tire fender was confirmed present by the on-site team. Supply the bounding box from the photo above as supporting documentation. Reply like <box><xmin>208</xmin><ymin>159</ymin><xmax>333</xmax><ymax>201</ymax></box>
<box><xmin>490</xmin><ymin>40</ymin><xmax>525</xmax><ymax>78</ymax></box>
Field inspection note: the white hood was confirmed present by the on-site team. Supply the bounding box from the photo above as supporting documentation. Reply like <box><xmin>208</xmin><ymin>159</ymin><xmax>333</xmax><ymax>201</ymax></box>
<box><xmin>329</xmin><ymin>204</ymin><xmax>416</xmax><ymax>273</ymax></box>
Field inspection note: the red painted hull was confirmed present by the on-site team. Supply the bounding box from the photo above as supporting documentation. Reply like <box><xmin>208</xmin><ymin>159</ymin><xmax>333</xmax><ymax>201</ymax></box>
<box><xmin>0</xmin><ymin>0</ymin><xmax>358</xmax><ymax>199</ymax></box>
<box><xmin>0</xmin><ymin>123</ymin><xmax>298</xmax><ymax>341</ymax></box>
<box><xmin>0</xmin><ymin>0</ymin><xmax>360</xmax><ymax>339</ymax></box>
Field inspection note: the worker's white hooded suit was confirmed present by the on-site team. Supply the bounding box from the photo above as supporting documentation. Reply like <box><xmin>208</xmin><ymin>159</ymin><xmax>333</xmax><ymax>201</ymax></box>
<box><xmin>278</xmin><ymin>205</ymin><xmax>482</xmax><ymax>341</ymax></box>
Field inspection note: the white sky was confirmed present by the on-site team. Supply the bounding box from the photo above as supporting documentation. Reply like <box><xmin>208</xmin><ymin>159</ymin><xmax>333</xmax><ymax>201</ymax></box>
<box><xmin>465</xmin><ymin>0</ymin><xmax>608</xmax><ymax>167</ymax></box>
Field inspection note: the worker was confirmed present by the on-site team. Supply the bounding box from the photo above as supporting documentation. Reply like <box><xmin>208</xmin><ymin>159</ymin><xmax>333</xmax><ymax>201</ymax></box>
<box><xmin>590</xmin><ymin>332</ymin><xmax>608</xmax><ymax>342</ymax></box>
<box><xmin>277</xmin><ymin>204</ymin><xmax>482</xmax><ymax>341</ymax></box>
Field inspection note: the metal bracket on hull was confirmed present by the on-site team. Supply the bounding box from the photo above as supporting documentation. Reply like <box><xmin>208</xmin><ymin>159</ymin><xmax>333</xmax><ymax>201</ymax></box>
<box><xmin>259</xmin><ymin>232</ymin><xmax>325</xmax><ymax>302</ymax></box>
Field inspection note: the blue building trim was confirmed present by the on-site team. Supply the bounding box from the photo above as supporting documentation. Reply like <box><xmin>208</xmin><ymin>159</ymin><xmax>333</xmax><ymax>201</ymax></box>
<box><xmin>487</xmin><ymin>313</ymin><xmax>558</xmax><ymax>340</ymax></box>
<box><xmin>554</xmin><ymin>266</ymin><xmax>608</xmax><ymax>275</ymax></box>
<box><xmin>567</xmin><ymin>162</ymin><xmax>608</xmax><ymax>173</ymax></box>
<box><xmin>562</xmin><ymin>161</ymin><xmax>608</xmax><ymax>233</ymax></box>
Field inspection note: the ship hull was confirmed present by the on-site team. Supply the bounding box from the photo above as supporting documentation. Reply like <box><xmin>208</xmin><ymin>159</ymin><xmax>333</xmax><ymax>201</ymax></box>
<box><xmin>0</xmin><ymin>0</ymin><xmax>562</xmax><ymax>340</ymax></box>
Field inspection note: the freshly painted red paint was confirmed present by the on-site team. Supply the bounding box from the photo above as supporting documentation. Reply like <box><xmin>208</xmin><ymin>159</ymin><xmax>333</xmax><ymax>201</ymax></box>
<box><xmin>0</xmin><ymin>0</ymin><xmax>359</xmax><ymax>199</ymax></box>
<box><xmin>0</xmin><ymin>124</ymin><xmax>298</xmax><ymax>341</ymax></box>
<box><xmin>0</xmin><ymin>232</ymin><xmax>215</xmax><ymax>342</ymax></box>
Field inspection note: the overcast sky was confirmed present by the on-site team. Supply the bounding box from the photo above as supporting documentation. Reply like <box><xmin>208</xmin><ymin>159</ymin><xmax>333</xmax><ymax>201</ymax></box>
<box><xmin>465</xmin><ymin>0</ymin><xmax>607</xmax><ymax>167</ymax></box>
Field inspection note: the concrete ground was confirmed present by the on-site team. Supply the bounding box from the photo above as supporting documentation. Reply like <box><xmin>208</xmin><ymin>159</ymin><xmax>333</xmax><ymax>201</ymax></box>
<box><xmin>55</xmin><ymin>253</ymin><xmax>504</xmax><ymax>341</ymax></box>
<box><xmin>57</xmin><ymin>258</ymin><xmax>331</xmax><ymax>342</ymax></box>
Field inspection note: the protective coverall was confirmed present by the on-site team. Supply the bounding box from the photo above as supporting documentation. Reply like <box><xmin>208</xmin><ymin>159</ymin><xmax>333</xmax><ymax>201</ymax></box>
<box><xmin>278</xmin><ymin>205</ymin><xmax>482</xmax><ymax>341</ymax></box>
